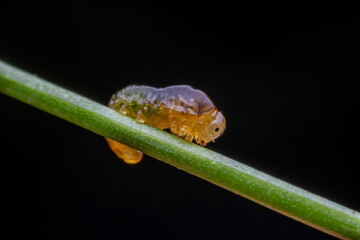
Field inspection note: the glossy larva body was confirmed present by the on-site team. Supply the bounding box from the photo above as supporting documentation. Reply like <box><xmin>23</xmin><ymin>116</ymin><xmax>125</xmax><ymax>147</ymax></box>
<box><xmin>105</xmin><ymin>85</ymin><xmax>226</xmax><ymax>164</ymax></box>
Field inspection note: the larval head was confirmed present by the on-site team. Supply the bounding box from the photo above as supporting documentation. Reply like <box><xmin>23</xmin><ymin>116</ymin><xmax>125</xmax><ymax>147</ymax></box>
<box><xmin>198</xmin><ymin>111</ymin><xmax>226</xmax><ymax>145</ymax></box>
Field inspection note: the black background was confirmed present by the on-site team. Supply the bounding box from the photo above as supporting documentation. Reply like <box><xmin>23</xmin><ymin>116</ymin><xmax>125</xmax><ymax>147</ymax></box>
<box><xmin>1</xmin><ymin>1</ymin><xmax>359</xmax><ymax>239</ymax></box>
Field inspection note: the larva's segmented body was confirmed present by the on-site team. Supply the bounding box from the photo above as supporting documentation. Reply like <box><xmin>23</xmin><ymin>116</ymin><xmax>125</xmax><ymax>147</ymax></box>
<box><xmin>105</xmin><ymin>85</ymin><xmax>225</xmax><ymax>164</ymax></box>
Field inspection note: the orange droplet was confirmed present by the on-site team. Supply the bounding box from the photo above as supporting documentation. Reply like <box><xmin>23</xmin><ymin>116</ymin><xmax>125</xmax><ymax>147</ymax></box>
<box><xmin>106</xmin><ymin>138</ymin><xmax>143</xmax><ymax>164</ymax></box>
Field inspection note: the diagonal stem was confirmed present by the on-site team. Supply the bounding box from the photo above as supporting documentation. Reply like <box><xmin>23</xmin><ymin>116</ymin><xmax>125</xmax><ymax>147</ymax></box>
<box><xmin>0</xmin><ymin>60</ymin><xmax>359</xmax><ymax>239</ymax></box>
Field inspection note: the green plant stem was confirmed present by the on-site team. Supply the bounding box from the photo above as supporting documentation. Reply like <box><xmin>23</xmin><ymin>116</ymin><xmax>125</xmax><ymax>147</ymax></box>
<box><xmin>0</xmin><ymin>60</ymin><xmax>359</xmax><ymax>239</ymax></box>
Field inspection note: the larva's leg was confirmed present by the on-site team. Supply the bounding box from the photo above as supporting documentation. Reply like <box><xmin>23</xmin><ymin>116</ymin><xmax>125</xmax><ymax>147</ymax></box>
<box><xmin>185</xmin><ymin>134</ymin><xmax>194</xmax><ymax>142</ymax></box>
<box><xmin>105</xmin><ymin>138</ymin><xmax>143</xmax><ymax>164</ymax></box>
<box><xmin>194</xmin><ymin>137</ymin><xmax>206</xmax><ymax>146</ymax></box>
<box><xmin>179</xmin><ymin>127</ymin><xmax>187</xmax><ymax>137</ymax></box>
<box><xmin>119</xmin><ymin>104</ymin><xmax>129</xmax><ymax>115</ymax></box>
<box><xmin>171</xmin><ymin>126</ymin><xmax>179</xmax><ymax>135</ymax></box>
<box><xmin>169</xmin><ymin>118</ymin><xmax>179</xmax><ymax>135</ymax></box>
<box><xmin>135</xmin><ymin>109</ymin><xmax>146</xmax><ymax>123</ymax></box>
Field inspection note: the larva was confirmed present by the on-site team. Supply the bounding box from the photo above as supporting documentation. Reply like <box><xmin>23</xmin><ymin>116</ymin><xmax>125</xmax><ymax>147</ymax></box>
<box><xmin>105</xmin><ymin>85</ymin><xmax>226</xmax><ymax>164</ymax></box>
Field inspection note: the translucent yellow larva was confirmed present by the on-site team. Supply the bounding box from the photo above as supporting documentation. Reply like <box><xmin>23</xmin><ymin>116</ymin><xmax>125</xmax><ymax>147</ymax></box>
<box><xmin>105</xmin><ymin>85</ymin><xmax>226</xmax><ymax>164</ymax></box>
